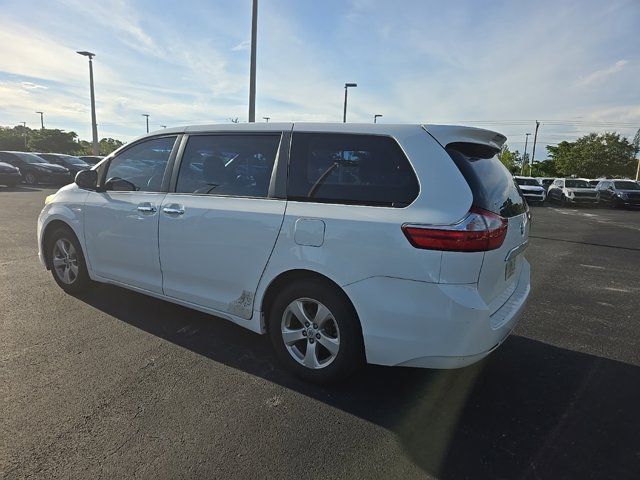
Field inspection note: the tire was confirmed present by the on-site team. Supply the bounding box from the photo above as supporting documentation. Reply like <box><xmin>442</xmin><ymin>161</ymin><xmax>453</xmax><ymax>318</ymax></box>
<box><xmin>268</xmin><ymin>278</ymin><xmax>365</xmax><ymax>384</ymax></box>
<box><xmin>47</xmin><ymin>227</ymin><xmax>92</xmax><ymax>294</ymax></box>
<box><xmin>24</xmin><ymin>171</ymin><xmax>38</xmax><ymax>185</ymax></box>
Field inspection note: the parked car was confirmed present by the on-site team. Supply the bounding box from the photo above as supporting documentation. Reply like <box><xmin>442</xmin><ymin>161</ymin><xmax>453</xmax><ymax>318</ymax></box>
<box><xmin>37</xmin><ymin>123</ymin><xmax>530</xmax><ymax>383</ymax></box>
<box><xmin>0</xmin><ymin>151</ymin><xmax>70</xmax><ymax>185</ymax></box>
<box><xmin>537</xmin><ymin>177</ymin><xmax>555</xmax><ymax>191</ymax></box>
<box><xmin>595</xmin><ymin>179</ymin><xmax>640</xmax><ymax>208</ymax></box>
<box><xmin>0</xmin><ymin>161</ymin><xmax>22</xmax><ymax>187</ymax></box>
<box><xmin>78</xmin><ymin>155</ymin><xmax>104</xmax><ymax>166</ymax></box>
<box><xmin>514</xmin><ymin>176</ymin><xmax>546</xmax><ymax>205</ymax></box>
<box><xmin>37</xmin><ymin>153</ymin><xmax>90</xmax><ymax>179</ymax></box>
<box><xmin>547</xmin><ymin>178</ymin><xmax>599</xmax><ymax>206</ymax></box>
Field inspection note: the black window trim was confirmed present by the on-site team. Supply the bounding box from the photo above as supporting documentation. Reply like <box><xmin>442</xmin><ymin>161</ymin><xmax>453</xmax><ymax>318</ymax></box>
<box><xmin>286</xmin><ymin>131</ymin><xmax>420</xmax><ymax>208</ymax></box>
<box><xmin>167</xmin><ymin>131</ymin><xmax>288</xmax><ymax>200</ymax></box>
<box><xmin>97</xmin><ymin>134</ymin><xmax>182</xmax><ymax>193</ymax></box>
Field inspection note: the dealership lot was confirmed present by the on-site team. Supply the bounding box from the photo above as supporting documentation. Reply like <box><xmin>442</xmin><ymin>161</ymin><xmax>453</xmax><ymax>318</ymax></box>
<box><xmin>1</xmin><ymin>187</ymin><xmax>639</xmax><ymax>479</ymax></box>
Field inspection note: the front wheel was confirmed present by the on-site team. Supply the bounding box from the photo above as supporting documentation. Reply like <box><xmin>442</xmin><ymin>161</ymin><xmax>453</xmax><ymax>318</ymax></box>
<box><xmin>268</xmin><ymin>279</ymin><xmax>365</xmax><ymax>384</ymax></box>
<box><xmin>48</xmin><ymin>227</ymin><xmax>92</xmax><ymax>294</ymax></box>
<box><xmin>24</xmin><ymin>172</ymin><xmax>38</xmax><ymax>185</ymax></box>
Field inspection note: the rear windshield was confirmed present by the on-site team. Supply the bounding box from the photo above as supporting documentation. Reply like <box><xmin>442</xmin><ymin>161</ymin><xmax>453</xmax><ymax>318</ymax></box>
<box><xmin>446</xmin><ymin>143</ymin><xmax>527</xmax><ymax>218</ymax></box>
<box><xmin>515</xmin><ymin>178</ymin><xmax>541</xmax><ymax>187</ymax></box>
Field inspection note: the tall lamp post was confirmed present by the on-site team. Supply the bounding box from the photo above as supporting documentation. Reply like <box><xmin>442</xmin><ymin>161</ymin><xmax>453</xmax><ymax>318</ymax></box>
<box><xmin>142</xmin><ymin>114</ymin><xmax>150</xmax><ymax>133</ymax></box>
<box><xmin>263</xmin><ymin>116</ymin><xmax>270</xmax><ymax>123</ymax></box>
<box><xmin>529</xmin><ymin>121</ymin><xmax>541</xmax><ymax>176</ymax></box>
<box><xmin>520</xmin><ymin>133</ymin><xmax>531</xmax><ymax>175</ymax></box>
<box><xmin>374</xmin><ymin>114</ymin><xmax>382</xmax><ymax>124</ymax></box>
<box><xmin>343</xmin><ymin>83</ymin><xmax>357</xmax><ymax>123</ymax></box>
<box><xmin>36</xmin><ymin>111</ymin><xmax>44</xmax><ymax>129</ymax></box>
<box><xmin>20</xmin><ymin>121</ymin><xmax>27</xmax><ymax>149</ymax></box>
<box><xmin>248</xmin><ymin>0</ymin><xmax>258</xmax><ymax>122</ymax></box>
<box><xmin>77</xmin><ymin>51</ymin><xmax>99</xmax><ymax>155</ymax></box>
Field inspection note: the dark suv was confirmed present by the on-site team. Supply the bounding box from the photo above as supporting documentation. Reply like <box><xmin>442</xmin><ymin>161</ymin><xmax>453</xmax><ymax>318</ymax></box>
<box><xmin>0</xmin><ymin>151</ymin><xmax>70</xmax><ymax>185</ymax></box>
<box><xmin>596</xmin><ymin>179</ymin><xmax>640</xmax><ymax>208</ymax></box>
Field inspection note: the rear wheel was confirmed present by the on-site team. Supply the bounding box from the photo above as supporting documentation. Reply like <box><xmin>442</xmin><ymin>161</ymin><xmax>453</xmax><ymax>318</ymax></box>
<box><xmin>47</xmin><ymin>227</ymin><xmax>92</xmax><ymax>294</ymax></box>
<box><xmin>268</xmin><ymin>279</ymin><xmax>364</xmax><ymax>384</ymax></box>
<box><xmin>24</xmin><ymin>171</ymin><xmax>37</xmax><ymax>185</ymax></box>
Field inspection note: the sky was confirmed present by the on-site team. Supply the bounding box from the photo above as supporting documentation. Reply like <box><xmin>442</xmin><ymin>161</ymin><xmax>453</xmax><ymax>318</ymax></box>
<box><xmin>0</xmin><ymin>0</ymin><xmax>638</xmax><ymax>159</ymax></box>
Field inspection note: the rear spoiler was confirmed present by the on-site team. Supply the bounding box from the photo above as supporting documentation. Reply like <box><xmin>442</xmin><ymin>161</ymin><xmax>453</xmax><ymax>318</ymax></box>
<box><xmin>422</xmin><ymin>124</ymin><xmax>507</xmax><ymax>153</ymax></box>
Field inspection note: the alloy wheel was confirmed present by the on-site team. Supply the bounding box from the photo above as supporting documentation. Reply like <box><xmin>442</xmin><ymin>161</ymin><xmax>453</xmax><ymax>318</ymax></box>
<box><xmin>281</xmin><ymin>298</ymin><xmax>340</xmax><ymax>369</ymax></box>
<box><xmin>52</xmin><ymin>238</ymin><xmax>79</xmax><ymax>285</ymax></box>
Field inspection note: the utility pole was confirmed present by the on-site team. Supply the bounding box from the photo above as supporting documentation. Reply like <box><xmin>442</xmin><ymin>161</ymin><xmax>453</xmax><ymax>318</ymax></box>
<box><xmin>520</xmin><ymin>133</ymin><xmax>531</xmax><ymax>175</ymax></box>
<box><xmin>20</xmin><ymin>121</ymin><xmax>27</xmax><ymax>149</ymax></box>
<box><xmin>77</xmin><ymin>51</ymin><xmax>99</xmax><ymax>155</ymax></box>
<box><xmin>529</xmin><ymin>120</ymin><xmax>540</xmax><ymax>176</ymax></box>
<box><xmin>248</xmin><ymin>0</ymin><xmax>258</xmax><ymax>122</ymax></box>
<box><xmin>343</xmin><ymin>83</ymin><xmax>357</xmax><ymax>123</ymax></box>
<box><xmin>263</xmin><ymin>116</ymin><xmax>270</xmax><ymax>123</ymax></box>
<box><xmin>142</xmin><ymin>114</ymin><xmax>150</xmax><ymax>133</ymax></box>
<box><xmin>36</xmin><ymin>111</ymin><xmax>44</xmax><ymax>129</ymax></box>
<box><xmin>374</xmin><ymin>114</ymin><xmax>382</xmax><ymax>123</ymax></box>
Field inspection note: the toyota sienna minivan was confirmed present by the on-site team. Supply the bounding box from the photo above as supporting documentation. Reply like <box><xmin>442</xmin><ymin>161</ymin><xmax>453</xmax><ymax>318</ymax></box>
<box><xmin>37</xmin><ymin>123</ymin><xmax>530</xmax><ymax>383</ymax></box>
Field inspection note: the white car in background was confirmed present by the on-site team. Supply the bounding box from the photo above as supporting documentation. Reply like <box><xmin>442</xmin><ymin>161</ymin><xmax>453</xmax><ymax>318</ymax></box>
<box><xmin>514</xmin><ymin>176</ymin><xmax>546</xmax><ymax>205</ymax></box>
<box><xmin>37</xmin><ymin>123</ymin><xmax>531</xmax><ymax>383</ymax></box>
<box><xmin>547</xmin><ymin>178</ymin><xmax>599</xmax><ymax>206</ymax></box>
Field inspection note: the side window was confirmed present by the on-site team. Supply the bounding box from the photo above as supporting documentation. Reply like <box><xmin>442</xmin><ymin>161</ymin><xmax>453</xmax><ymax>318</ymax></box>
<box><xmin>288</xmin><ymin>133</ymin><xmax>419</xmax><ymax>207</ymax></box>
<box><xmin>104</xmin><ymin>136</ymin><xmax>176</xmax><ymax>192</ymax></box>
<box><xmin>175</xmin><ymin>134</ymin><xmax>281</xmax><ymax>198</ymax></box>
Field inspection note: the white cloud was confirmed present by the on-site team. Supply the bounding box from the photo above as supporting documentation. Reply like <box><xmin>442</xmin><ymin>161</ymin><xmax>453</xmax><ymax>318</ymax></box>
<box><xmin>232</xmin><ymin>40</ymin><xmax>250</xmax><ymax>51</ymax></box>
<box><xmin>575</xmin><ymin>60</ymin><xmax>629</xmax><ymax>87</ymax></box>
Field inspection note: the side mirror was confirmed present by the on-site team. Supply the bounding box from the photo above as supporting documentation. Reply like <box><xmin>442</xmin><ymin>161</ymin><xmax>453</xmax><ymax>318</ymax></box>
<box><xmin>104</xmin><ymin>177</ymin><xmax>137</xmax><ymax>192</ymax></box>
<box><xmin>75</xmin><ymin>169</ymin><xmax>98</xmax><ymax>190</ymax></box>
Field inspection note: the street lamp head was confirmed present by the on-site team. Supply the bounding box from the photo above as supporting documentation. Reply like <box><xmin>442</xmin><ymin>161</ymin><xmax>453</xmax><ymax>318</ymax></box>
<box><xmin>77</xmin><ymin>51</ymin><xmax>95</xmax><ymax>59</ymax></box>
<box><xmin>36</xmin><ymin>111</ymin><xmax>43</xmax><ymax>114</ymax></box>
<box><xmin>345</xmin><ymin>83</ymin><xmax>358</xmax><ymax>88</ymax></box>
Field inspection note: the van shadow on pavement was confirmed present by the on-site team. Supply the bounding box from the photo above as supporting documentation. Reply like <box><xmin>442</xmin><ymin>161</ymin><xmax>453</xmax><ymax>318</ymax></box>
<box><xmin>76</xmin><ymin>283</ymin><xmax>640</xmax><ymax>480</ymax></box>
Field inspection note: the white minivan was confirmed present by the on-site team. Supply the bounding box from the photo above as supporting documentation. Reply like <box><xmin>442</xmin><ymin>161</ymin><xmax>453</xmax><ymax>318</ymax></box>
<box><xmin>38</xmin><ymin>123</ymin><xmax>530</xmax><ymax>383</ymax></box>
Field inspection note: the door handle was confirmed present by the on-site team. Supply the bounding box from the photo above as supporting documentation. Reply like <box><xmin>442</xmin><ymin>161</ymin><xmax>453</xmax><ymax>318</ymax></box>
<box><xmin>137</xmin><ymin>203</ymin><xmax>157</xmax><ymax>213</ymax></box>
<box><xmin>163</xmin><ymin>206</ymin><xmax>185</xmax><ymax>215</ymax></box>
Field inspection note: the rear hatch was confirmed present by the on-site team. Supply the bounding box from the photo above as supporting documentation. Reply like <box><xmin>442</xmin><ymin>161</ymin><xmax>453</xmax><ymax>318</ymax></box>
<box><xmin>424</xmin><ymin>126</ymin><xmax>529</xmax><ymax>311</ymax></box>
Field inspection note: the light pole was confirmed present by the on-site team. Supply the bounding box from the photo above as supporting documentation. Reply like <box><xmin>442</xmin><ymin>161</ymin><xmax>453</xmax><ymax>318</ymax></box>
<box><xmin>343</xmin><ymin>83</ymin><xmax>357</xmax><ymax>123</ymax></box>
<box><xmin>529</xmin><ymin>120</ymin><xmax>540</xmax><ymax>176</ymax></box>
<box><xmin>248</xmin><ymin>0</ymin><xmax>258</xmax><ymax>122</ymax></box>
<box><xmin>142</xmin><ymin>114</ymin><xmax>150</xmax><ymax>133</ymax></box>
<box><xmin>77</xmin><ymin>51</ymin><xmax>99</xmax><ymax>155</ymax></box>
<box><xmin>520</xmin><ymin>133</ymin><xmax>531</xmax><ymax>175</ymax></box>
<box><xmin>374</xmin><ymin>114</ymin><xmax>382</xmax><ymax>123</ymax></box>
<box><xmin>36</xmin><ymin>111</ymin><xmax>44</xmax><ymax>129</ymax></box>
<box><xmin>263</xmin><ymin>116</ymin><xmax>270</xmax><ymax>123</ymax></box>
<box><xmin>20</xmin><ymin>121</ymin><xmax>27</xmax><ymax>149</ymax></box>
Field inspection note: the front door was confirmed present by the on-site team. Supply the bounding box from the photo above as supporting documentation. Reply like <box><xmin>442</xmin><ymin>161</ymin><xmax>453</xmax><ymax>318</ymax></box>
<box><xmin>158</xmin><ymin>132</ymin><xmax>287</xmax><ymax>318</ymax></box>
<box><xmin>84</xmin><ymin>136</ymin><xmax>178</xmax><ymax>293</ymax></box>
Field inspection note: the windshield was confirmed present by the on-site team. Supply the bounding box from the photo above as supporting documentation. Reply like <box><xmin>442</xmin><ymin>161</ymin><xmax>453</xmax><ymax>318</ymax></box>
<box><xmin>565</xmin><ymin>179</ymin><xmax>590</xmax><ymax>188</ymax></box>
<box><xmin>515</xmin><ymin>178</ymin><xmax>541</xmax><ymax>187</ymax></box>
<box><xmin>63</xmin><ymin>156</ymin><xmax>89</xmax><ymax>166</ymax></box>
<box><xmin>614</xmin><ymin>181</ymin><xmax>640</xmax><ymax>190</ymax></box>
<box><xmin>17</xmin><ymin>153</ymin><xmax>49</xmax><ymax>164</ymax></box>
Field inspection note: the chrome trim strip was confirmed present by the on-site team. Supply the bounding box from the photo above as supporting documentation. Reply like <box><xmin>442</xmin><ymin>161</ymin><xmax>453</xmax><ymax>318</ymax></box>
<box><xmin>505</xmin><ymin>240</ymin><xmax>528</xmax><ymax>261</ymax></box>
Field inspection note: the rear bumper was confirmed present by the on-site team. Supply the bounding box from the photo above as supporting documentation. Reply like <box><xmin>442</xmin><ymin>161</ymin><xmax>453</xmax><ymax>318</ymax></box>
<box><xmin>0</xmin><ymin>172</ymin><xmax>22</xmax><ymax>184</ymax></box>
<box><xmin>38</xmin><ymin>172</ymin><xmax>72</xmax><ymax>184</ymax></box>
<box><xmin>343</xmin><ymin>260</ymin><xmax>530</xmax><ymax>369</ymax></box>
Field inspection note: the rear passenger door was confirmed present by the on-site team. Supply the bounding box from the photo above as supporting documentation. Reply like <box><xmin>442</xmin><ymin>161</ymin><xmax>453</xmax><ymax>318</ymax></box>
<box><xmin>158</xmin><ymin>131</ymin><xmax>288</xmax><ymax>319</ymax></box>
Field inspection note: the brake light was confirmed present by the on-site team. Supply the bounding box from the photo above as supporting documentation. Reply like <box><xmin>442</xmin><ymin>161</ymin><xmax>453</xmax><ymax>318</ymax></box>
<box><xmin>402</xmin><ymin>207</ymin><xmax>508</xmax><ymax>252</ymax></box>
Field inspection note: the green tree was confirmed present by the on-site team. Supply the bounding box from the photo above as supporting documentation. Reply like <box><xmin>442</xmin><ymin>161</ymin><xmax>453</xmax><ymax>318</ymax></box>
<box><xmin>547</xmin><ymin>132</ymin><xmax>636</xmax><ymax>178</ymax></box>
<box><xmin>27</xmin><ymin>129</ymin><xmax>80</xmax><ymax>154</ymax></box>
<box><xmin>498</xmin><ymin>146</ymin><xmax>522</xmax><ymax>174</ymax></box>
<box><xmin>76</xmin><ymin>137</ymin><xmax>125</xmax><ymax>156</ymax></box>
<box><xmin>0</xmin><ymin>125</ymin><xmax>30</xmax><ymax>151</ymax></box>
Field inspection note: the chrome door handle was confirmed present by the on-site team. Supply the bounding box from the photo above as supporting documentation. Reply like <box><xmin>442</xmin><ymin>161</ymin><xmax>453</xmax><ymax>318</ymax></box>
<box><xmin>137</xmin><ymin>203</ymin><xmax>157</xmax><ymax>213</ymax></box>
<box><xmin>163</xmin><ymin>206</ymin><xmax>184</xmax><ymax>215</ymax></box>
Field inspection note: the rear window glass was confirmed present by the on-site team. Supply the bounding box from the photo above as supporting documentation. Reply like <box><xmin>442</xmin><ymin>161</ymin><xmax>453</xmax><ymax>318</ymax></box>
<box><xmin>446</xmin><ymin>143</ymin><xmax>527</xmax><ymax>217</ymax></box>
<box><xmin>288</xmin><ymin>133</ymin><xmax>419</xmax><ymax>207</ymax></box>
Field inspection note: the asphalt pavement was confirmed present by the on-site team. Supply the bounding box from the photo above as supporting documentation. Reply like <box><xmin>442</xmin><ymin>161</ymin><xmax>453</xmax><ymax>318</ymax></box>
<box><xmin>1</xmin><ymin>186</ymin><xmax>639</xmax><ymax>479</ymax></box>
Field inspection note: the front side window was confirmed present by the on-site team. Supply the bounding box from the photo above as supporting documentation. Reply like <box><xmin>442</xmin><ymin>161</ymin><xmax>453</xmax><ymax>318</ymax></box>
<box><xmin>104</xmin><ymin>136</ymin><xmax>176</xmax><ymax>192</ymax></box>
<box><xmin>175</xmin><ymin>134</ymin><xmax>281</xmax><ymax>198</ymax></box>
<box><xmin>614</xmin><ymin>181</ymin><xmax>640</xmax><ymax>190</ymax></box>
<box><xmin>288</xmin><ymin>133</ymin><xmax>419</xmax><ymax>207</ymax></box>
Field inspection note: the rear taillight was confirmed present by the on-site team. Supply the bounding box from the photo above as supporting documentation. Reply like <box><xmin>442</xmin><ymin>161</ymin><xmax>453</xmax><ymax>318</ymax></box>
<box><xmin>402</xmin><ymin>207</ymin><xmax>508</xmax><ymax>252</ymax></box>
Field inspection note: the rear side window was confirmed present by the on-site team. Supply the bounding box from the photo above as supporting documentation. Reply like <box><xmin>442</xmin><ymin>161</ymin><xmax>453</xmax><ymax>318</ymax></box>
<box><xmin>175</xmin><ymin>134</ymin><xmax>281</xmax><ymax>198</ymax></box>
<box><xmin>288</xmin><ymin>133</ymin><xmax>419</xmax><ymax>207</ymax></box>
<box><xmin>446</xmin><ymin>143</ymin><xmax>526</xmax><ymax>218</ymax></box>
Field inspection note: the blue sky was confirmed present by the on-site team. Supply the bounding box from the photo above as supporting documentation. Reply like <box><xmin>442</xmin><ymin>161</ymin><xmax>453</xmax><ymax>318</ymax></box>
<box><xmin>0</xmin><ymin>0</ymin><xmax>638</xmax><ymax>159</ymax></box>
